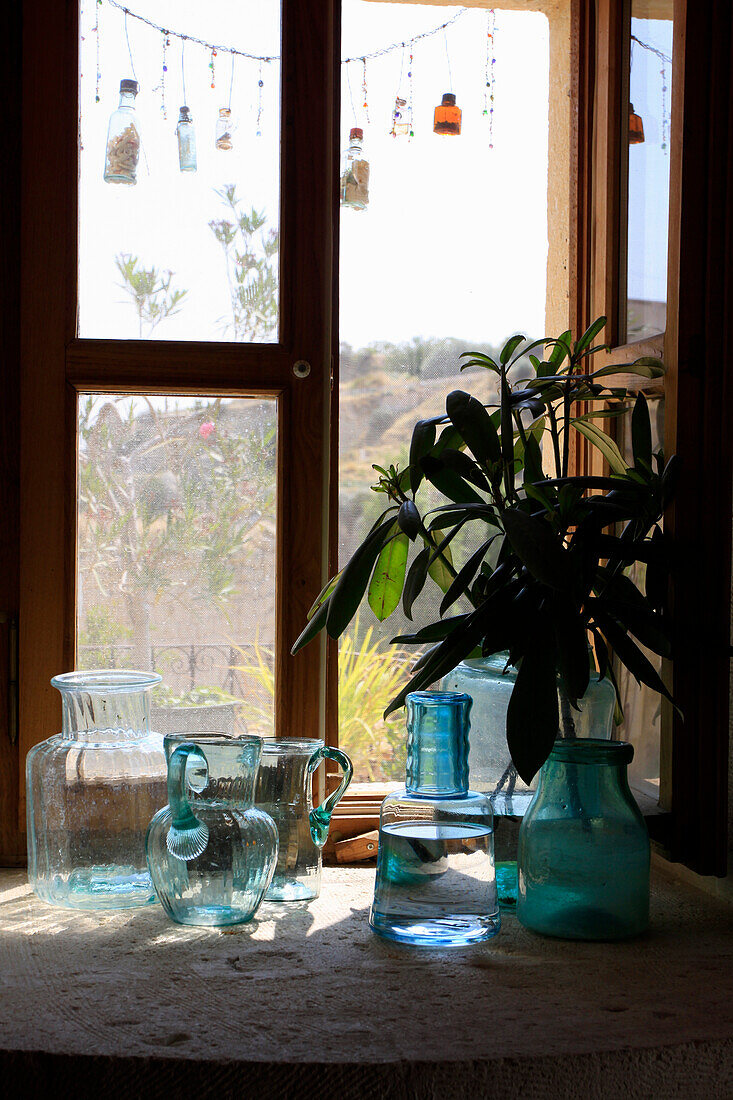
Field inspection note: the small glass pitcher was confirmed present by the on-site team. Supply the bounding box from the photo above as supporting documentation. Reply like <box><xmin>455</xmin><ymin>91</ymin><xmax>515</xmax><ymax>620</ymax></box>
<box><xmin>146</xmin><ymin>734</ymin><xmax>278</xmax><ymax>926</ymax></box>
<box><xmin>256</xmin><ymin>739</ymin><xmax>353</xmax><ymax>901</ymax></box>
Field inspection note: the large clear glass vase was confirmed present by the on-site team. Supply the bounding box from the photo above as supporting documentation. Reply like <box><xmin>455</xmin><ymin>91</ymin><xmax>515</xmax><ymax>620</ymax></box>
<box><xmin>441</xmin><ymin>655</ymin><xmax>615</xmax><ymax>908</ymax></box>
<box><xmin>517</xmin><ymin>739</ymin><xmax>650</xmax><ymax>940</ymax></box>
<box><xmin>26</xmin><ymin>670</ymin><xmax>167</xmax><ymax>909</ymax></box>
<box><xmin>369</xmin><ymin>691</ymin><xmax>500</xmax><ymax>947</ymax></box>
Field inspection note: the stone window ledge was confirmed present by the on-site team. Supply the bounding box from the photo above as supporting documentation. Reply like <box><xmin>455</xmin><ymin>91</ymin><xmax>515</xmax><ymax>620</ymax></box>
<box><xmin>0</xmin><ymin>866</ymin><xmax>731</xmax><ymax>1097</ymax></box>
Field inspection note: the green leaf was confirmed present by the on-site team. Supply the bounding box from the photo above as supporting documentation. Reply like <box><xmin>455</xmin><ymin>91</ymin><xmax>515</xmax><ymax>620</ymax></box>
<box><xmin>440</xmin><ymin>535</ymin><xmax>498</xmax><ymax>616</ymax></box>
<box><xmin>594</xmin><ymin>611</ymin><xmax>675</xmax><ymax>704</ymax></box>
<box><xmin>548</xmin><ymin>330</ymin><xmax>572</xmax><ymax>366</ymax></box>
<box><xmin>325</xmin><ymin>514</ymin><xmax>395</xmax><ymax>639</ymax></box>
<box><xmin>409</xmin><ymin>420</ymin><xmax>436</xmax><ymax>495</ymax></box>
<box><xmin>426</xmin><ymin>538</ymin><xmax>455</xmax><ymax>594</ymax></box>
<box><xmin>446</xmin><ymin>390</ymin><xmax>501</xmax><ymax>465</ymax></box>
<box><xmin>506</xmin><ymin>625</ymin><xmax>559</xmax><ymax>784</ymax></box>
<box><xmin>368</xmin><ymin>525</ymin><xmax>409</xmax><ymax>621</ymax></box>
<box><xmin>306</xmin><ymin>571</ymin><xmax>340</xmax><ymax>620</ymax></box>
<box><xmin>291</xmin><ymin>593</ymin><xmax>330</xmax><ymax>654</ymax></box>
<box><xmin>391</xmin><ymin>615</ymin><xmax>468</xmax><ymax>645</ymax></box>
<box><xmin>553</xmin><ymin>601</ymin><xmax>590</xmax><ymax>706</ymax></box>
<box><xmin>460</xmin><ymin>351</ymin><xmax>500</xmax><ymax>374</ymax></box>
<box><xmin>440</xmin><ymin>448</ymin><xmax>491</xmax><ymax>491</ymax></box>
<box><xmin>503</xmin><ymin>508</ymin><xmax>573</xmax><ymax>590</ymax></box>
<box><xmin>631</xmin><ymin>392</ymin><xmax>652</xmax><ymax>471</ymax></box>
<box><xmin>500</xmin><ymin>334</ymin><xmax>526</xmax><ymax>364</ymax></box>
<box><xmin>574</xmin><ymin>316</ymin><xmax>607</xmax><ymax>354</ymax></box>
<box><xmin>591</xmin><ymin>359</ymin><xmax>664</xmax><ymax>380</ymax></box>
<box><xmin>398</xmin><ymin>499</ymin><xmax>421</xmax><ymax>540</ymax></box>
<box><xmin>573</xmin><ymin>421</ymin><xmax>628</xmax><ymax>475</ymax></box>
<box><xmin>402</xmin><ymin>546</ymin><xmax>430</xmax><ymax>620</ymax></box>
<box><xmin>420</xmin><ymin>455</ymin><xmax>485</xmax><ymax>506</ymax></box>
<box><xmin>522</xmin><ymin>429</ymin><xmax>544</xmax><ymax>485</ymax></box>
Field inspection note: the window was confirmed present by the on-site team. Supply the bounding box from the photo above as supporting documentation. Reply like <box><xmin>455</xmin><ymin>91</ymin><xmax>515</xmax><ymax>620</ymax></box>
<box><xmin>3</xmin><ymin>0</ymin><xmax>729</xmax><ymax>875</ymax></box>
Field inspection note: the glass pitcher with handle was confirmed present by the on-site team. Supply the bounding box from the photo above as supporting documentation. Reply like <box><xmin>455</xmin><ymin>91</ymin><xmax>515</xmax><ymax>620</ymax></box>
<box><xmin>256</xmin><ymin>739</ymin><xmax>353</xmax><ymax>901</ymax></box>
<box><xmin>146</xmin><ymin>733</ymin><xmax>278</xmax><ymax>926</ymax></box>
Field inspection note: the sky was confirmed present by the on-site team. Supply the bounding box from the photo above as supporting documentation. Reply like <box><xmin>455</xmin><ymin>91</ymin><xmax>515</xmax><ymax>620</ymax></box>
<box><xmin>79</xmin><ymin>0</ymin><xmax>550</xmax><ymax>347</ymax></box>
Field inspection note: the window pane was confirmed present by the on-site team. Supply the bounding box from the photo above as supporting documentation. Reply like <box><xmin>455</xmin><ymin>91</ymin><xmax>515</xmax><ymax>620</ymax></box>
<box><xmin>615</xmin><ymin>394</ymin><xmax>665</xmax><ymax>800</ymax></box>
<box><xmin>78</xmin><ymin>1</ymin><xmax>280</xmax><ymax>342</ymax></box>
<box><xmin>338</xmin><ymin>2</ymin><xmax>553</xmax><ymax>783</ymax></box>
<box><xmin>77</xmin><ymin>394</ymin><xmax>277</xmax><ymax>735</ymax></box>
<box><xmin>625</xmin><ymin>1</ymin><xmax>673</xmax><ymax>342</ymax></box>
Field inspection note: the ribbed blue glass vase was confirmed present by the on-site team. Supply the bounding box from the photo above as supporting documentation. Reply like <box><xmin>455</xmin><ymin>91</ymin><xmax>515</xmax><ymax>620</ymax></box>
<box><xmin>369</xmin><ymin>691</ymin><xmax>500</xmax><ymax>947</ymax></box>
<box><xmin>517</xmin><ymin>739</ymin><xmax>650</xmax><ymax>940</ymax></box>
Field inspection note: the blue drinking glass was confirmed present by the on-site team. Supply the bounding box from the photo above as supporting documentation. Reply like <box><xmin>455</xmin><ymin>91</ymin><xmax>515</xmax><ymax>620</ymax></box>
<box><xmin>369</xmin><ymin>691</ymin><xmax>500</xmax><ymax>947</ymax></box>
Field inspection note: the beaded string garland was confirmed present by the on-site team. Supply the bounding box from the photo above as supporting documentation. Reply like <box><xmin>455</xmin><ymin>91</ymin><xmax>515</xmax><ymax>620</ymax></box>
<box><xmin>483</xmin><ymin>9</ymin><xmax>497</xmax><ymax>148</ymax></box>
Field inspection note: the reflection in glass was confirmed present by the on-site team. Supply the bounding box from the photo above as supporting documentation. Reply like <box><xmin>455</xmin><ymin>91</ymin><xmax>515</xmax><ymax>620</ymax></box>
<box><xmin>76</xmin><ymin>395</ymin><xmax>277</xmax><ymax>736</ymax></box>
<box><xmin>626</xmin><ymin>3</ymin><xmax>673</xmax><ymax>341</ymax></box>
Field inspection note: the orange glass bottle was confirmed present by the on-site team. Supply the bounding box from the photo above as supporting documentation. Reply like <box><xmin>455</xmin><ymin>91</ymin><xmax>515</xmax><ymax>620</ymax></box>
<box><xmin>434</xmin><ymin>92</ymin><xmax>461</xmax><ymax>136</ymax></box>
<box><xmin>629</xmin><ymin>103</ymin><xmax>645</xmax><ymax>144</ymax></box>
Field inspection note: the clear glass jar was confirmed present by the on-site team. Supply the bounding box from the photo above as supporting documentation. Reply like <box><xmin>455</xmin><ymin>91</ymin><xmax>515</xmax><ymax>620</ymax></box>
<box><xmin>104</xmin><ymin>78</ymin><xmax>141</xmax><ymax>184</ymax></box>
<box><xmin>369</xmin><ymin>691</ymin><xmax>500</xmax><ymax>946</ymax></box>
<box><xmin>340</xmin><ymin>127</ymin><xmax>370</xmax><ymax>210</ymax></box>
<box><xmin>215</xmin><ymin>107</ymin><xmax>233</xmax><ymax>151</ymax></box>
<box><xmin>441</xmin><ymin>655</ymin><xmax>616</xmax><ymax>909</ymax></box>
<box><xmin>176</xmin><ymin>105</ymin><xmax>197</xmax><ymax>172</ymax></box>
<box><xmin>517</xmin><ymin>739</ymin><xmax>650</xmax><ymax>940</ymax></box>
<box><xmin>26</xmin><ymin>670</ymin><xmax>167</xmax><ymax>909</ymax></box>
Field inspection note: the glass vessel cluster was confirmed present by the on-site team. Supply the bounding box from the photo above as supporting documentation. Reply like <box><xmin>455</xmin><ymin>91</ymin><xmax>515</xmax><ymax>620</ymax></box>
<box><xmin>370</xmin><ymin>691</ymin><xmax>500</xmax><ymax>947</ymax></box>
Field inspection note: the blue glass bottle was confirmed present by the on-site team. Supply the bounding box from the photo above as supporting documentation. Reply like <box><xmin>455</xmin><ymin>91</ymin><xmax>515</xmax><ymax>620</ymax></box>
<box><xmin>369</xmin><ymin>691</ymin><xmax>500</xmax><ymax>947</ymax></box>
<box><xmin>517</xmin><ymin>739</ymin><xmax>649</xmax><ymax>940</ymax></box>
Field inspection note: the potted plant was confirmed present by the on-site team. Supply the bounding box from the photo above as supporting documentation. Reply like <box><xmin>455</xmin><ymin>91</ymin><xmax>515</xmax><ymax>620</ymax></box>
<box><xmin>293</xmin><ymin>318</ymin><xmax>676</xmax><ymax>938</ymax></box>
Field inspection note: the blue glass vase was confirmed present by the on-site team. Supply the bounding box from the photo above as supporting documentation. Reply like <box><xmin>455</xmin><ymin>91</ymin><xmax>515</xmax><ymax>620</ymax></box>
<box><xmin>517</xmin><ymin>739</ymin><xmax>650</xmax><ymax>940</ymax></box>
<box><xmin>441</xmin><ymin>656</ymin><xmax>616</xmax><ymax>910</ymax></box>
<box><xmin>369</xmin><ymin>691</ymin><xmax>500</xmax><ymax>947</ymax></box>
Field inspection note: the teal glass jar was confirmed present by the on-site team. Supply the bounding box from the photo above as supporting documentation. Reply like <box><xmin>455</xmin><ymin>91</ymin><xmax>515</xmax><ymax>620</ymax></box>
<box><xmin>26</xmin><ymin>671</ymin><xmax>167</xmax><ymax>909</ymax></box>
<box><xmin>369</xmin><ymin>691</ymin><xmax>500</xmax><ymax>947</ymax></box>
<box><xmin>146</xmin><ymin>733</ymin><xmax>278</xmax><ymax>927</ymax></box>
<box><xmin>517</xmin><ymin>739</ymin><xmax>650</xmax><ymax>941</ymax></box>
<box><xmin>441</xmin><ymin>656</ymin><xmax>616</xmax><ymax>908</ymax></box>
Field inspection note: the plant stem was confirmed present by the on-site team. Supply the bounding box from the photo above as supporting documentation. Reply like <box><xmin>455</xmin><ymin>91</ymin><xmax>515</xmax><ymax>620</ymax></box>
<box><xmin>547</xmin><ymin>404</ymin><xmax>562</xmax><ymax>479</ymax></box>
<box><xmin>558</xmin><ymin>681</ymin><xmax>577</xmax><ymax>739</ymax></box>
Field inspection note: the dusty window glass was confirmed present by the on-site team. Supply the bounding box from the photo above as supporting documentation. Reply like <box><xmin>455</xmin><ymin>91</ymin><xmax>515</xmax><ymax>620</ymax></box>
<box><xmin>78</xmin><ymin>1</ymin><xmax>280</xmax><ymax>342</ymax></box>
<box><xmin>76</xmin><ymin>394</ymin><xmax>277</xmax><ymax>734</ymax></box>
<box><xmin>339</xmin><ymin>1</ymin><xmax>552</xmax><ymax>784</ymax></box>
<box><xmin>625</xmin><ymin>0</ymin><xmax>673</xmax><ymax>342</ymax></box>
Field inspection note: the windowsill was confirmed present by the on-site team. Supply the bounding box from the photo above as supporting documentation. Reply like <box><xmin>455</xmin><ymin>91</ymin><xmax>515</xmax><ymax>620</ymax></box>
<box><xmin>0</xmin><ymin>866</ymin><xmax>731</xmax><ymax>1094</ymax></box>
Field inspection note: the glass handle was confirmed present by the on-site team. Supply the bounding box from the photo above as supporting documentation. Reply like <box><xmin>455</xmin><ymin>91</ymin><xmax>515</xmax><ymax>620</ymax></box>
<box><xmin>308</xmin><ymin>746</ymin><xmax>354</xmax><ymax>848</ymax></box>
<box><xmin>166</xmin><ymin>743</ymin><xmax>210</xmax><ymax>861</ymax></box>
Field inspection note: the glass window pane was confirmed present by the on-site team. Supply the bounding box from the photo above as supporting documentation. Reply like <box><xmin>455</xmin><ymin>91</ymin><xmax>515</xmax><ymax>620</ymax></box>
<box><xmin>338</xmin><ymin>2</ymin><xmax>552</xmax><ymax>784</ymax></box>
<box><xmin>77</xmin><ymin>394</ymin><xmax>277</xmax><ymax>735</ymax></box>
<box><xmin>78</xmin><ymin>2</ymin><xmax>280</xmax><ymax>342</ymax></box>
<box><xmin>615</xmin><ymin>394</ymin><xmax>665</xmax><ymax>800</ymax></box>
<box><xmin>626</xmin><ymin>0</ymin><xmax>673</xmax><ymax>342</ymax></box>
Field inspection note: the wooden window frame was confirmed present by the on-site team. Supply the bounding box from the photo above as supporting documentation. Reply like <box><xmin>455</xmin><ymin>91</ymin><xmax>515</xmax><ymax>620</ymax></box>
<box><xmin>574</xmin><ymin>0</ymin><xmax>731</xmax><ymax>875</ymax></box>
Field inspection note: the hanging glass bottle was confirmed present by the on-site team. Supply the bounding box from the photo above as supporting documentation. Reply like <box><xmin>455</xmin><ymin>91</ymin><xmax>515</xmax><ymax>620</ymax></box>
<box><xmin>215</xmin><ymin>107</ymin><xmax>234</xmax><ymax>151</ymax></box>
<box><xmin>433</xmin><ymin>92</ymin><xmax>462</xmax><ymax>135</ymax></box>
<box><xmin>176</xmin><ymin>105</ymin><xmax>197</xmax><ymax>172</ymax></box>
<box><xmin>391</xmin><ymin>96</ymin><xmax>409</xmax><ymax>137</ymax></box>
<box><xmin>369</xmin><ymin>691</ymin><xmax>500</xmax><ymax>947</ymax></box>
<box><xmin>629</xmin><ymin>103</ymin><xmax>645</xmax><ymax>144</ymax></box>
<box><xmin>340</xmin><ymin>127</ymin><xmax>370</xmax><ymax>210</ymax></box>
<box><xmin>104</xmin><ymin>78</ymin><xmax>141</xmax><ymax>185</ymax></box>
